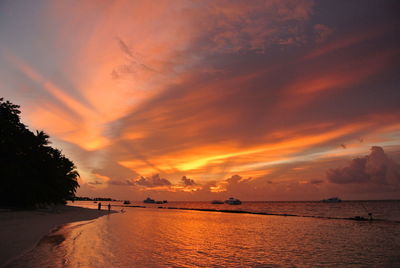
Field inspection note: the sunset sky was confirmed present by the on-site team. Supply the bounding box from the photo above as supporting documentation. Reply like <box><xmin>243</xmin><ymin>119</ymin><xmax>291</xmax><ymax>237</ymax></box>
<box><xmin>1</xmin><ymin>0</ymin><xmax>399</xmax><ymax>201</ymax></box>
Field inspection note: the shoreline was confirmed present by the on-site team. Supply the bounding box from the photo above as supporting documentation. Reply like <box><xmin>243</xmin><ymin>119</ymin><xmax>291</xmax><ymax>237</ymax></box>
<box><xmin>0</xmin><ymin>205</ymin><xmax>115</xmax><ymax>266</ymax></box>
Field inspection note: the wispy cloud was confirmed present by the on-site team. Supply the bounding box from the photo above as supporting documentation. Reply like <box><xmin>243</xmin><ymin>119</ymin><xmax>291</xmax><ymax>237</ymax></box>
<box><xmin>1</xmin><ymin>0</ymin><xmax>399</xmax><ymax>200</ymax></box>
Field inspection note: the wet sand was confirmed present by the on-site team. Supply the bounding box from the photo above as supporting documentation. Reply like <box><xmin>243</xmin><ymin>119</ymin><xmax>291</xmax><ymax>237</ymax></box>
<box><xmin>0</xmin><ymin>205</ymin><xmax>114</xmax><ymax>266</ymax></box>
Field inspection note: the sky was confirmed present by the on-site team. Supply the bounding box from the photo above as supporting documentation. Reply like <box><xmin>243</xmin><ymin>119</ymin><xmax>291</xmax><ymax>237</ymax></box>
<box><xmin>1</xmin><ymin>0</ymin><xmax>400</xmax><ymax>201</ymax></box>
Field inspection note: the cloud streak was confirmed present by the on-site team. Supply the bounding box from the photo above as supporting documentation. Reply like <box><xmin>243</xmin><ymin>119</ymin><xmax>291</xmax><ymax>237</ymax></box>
<box><xmin>0</xmin><ymin>0</ymin><xmax>399</xmax><ymax>200</ymax></box>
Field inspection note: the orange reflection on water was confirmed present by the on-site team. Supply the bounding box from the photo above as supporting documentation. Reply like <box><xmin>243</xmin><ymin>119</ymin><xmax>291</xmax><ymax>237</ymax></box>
<box><xmin>11</xmin><ymin>205</ymin><xmax>400</xmax><ymax>267</ymax></box>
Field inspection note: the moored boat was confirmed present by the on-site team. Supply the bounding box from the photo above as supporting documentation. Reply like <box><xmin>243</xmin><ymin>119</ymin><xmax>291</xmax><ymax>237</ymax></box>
<box><xmin>322</xmin><ymin>197</ymin><xmax>342</xmax><ymax>203</ymax></box>
<box><xmin>143</xmin><ymin>197</ymin><xmax>155</xmax><ymax>203</ymax></box>
<box><xmin>224</xmin><ymin>197</ymin><xmax>242</xmax><ymax>205</ymax></box>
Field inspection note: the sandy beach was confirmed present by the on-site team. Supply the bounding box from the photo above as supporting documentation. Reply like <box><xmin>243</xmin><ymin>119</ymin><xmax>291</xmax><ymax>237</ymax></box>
<box><xmin>0</xmin><ymin>205</ymin><xmax>114</xmax><ymax>266</ymax></box>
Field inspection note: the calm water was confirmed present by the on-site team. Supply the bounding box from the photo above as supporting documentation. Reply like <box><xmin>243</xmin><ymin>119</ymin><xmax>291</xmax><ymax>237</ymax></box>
<box><xmin>8</xmin><ymin>201</ymin><xmax>400</xmax><ymax>267</ymax></box>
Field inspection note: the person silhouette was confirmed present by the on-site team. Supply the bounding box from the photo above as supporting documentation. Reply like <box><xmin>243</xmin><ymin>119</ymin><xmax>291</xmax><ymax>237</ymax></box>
<box><xmin>98</xmin><ymin>202</ymin><xmax>102</xmax><ymax>210</ymax></box>
<box><xmin>108</xmin><ymin>203</ymin><xmax>111</xmax><ymax>211</ymax></box>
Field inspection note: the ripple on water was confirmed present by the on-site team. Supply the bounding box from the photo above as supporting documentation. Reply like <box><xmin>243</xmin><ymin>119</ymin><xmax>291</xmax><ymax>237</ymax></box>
<box><xmin>8</xmin><ymin>204</ymin><xmax>400</xmax><ymax>267</ymax></box>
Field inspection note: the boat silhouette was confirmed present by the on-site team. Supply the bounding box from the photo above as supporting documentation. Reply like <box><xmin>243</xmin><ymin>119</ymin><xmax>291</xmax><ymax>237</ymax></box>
<box><xmin>224</xmin><ymin>197</ymin><xmax>242</xmax><ymax>205</ymax></box>
<box><xmin>143</xmin><ymin>197</ymin><xmax>155</xmax><ymax>203</ymax></box>
<box><xmin>321</xmin><ymin>197</ymin><xmax>342</xmax><ymax>203</ymax></box>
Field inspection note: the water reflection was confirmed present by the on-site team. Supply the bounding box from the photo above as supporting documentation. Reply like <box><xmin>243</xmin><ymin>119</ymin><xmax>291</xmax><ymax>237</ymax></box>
<box><xmin>71</xmin><ymin>200</ymin><xmax>400</xmax><ymax>222</ymax></box>
<box><xmin>9</xmin><ymin>207</ymin><xmax>400</xmax><ymax>267</ymax></box>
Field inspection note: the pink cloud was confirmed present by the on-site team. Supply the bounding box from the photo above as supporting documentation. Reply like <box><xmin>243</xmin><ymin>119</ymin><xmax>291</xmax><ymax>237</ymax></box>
<box><xmin>327</xmin><ymin>146</ymin><xmax>400</xmax><ymax>186</ymax></box>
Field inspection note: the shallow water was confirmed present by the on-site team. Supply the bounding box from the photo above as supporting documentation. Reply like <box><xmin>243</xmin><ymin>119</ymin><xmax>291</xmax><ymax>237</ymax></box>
<box><xmin>73</xmin><ymin>200</ymin><xmax>400</xmax><ymax>222</ymax></box>
<box><xmin>8</xmin><ymin>201</ymin><xmax>400</xmax><ymax>267</ymax></box>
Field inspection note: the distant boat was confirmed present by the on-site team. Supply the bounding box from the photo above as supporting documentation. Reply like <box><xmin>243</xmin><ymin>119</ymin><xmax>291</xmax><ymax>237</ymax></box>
<box><xmin>123</xmin><ymin>200</ymin><xmax>131</xmax><ymax>205</ymax></box>
<box><xmin>211</xmin><ymin>200</ymin><xmax>224</xmax><ymax>204</ymax></box>
<box><xmin>322</xmin><ymin>197</ymin><xmax>342</xmax><ymax>203</ymax></box>
<box><xmin>162</xmin><ymin>200</ymin><xmax>168</xmax><ymax>203</ymax></box>
<box><xmin>224</xmin><ymin>197</ymin><xmax>242</xmax><ymax>205</ymax></box>
<box><xmin>143</xmin><ymin>197</ymin><xmax>155</xmax><ymax>203</ymax></box>
<box><xmin>155</xmin><ymin>201</ymin><xmax>163</xmax><ymax>204</ymax></box>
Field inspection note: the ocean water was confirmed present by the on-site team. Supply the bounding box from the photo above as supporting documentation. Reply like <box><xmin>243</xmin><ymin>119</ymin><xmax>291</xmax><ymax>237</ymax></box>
<box><xmin>8</xmin><ymin>201</ymin><xmax>400</xmax><ymax>267</ymax></box>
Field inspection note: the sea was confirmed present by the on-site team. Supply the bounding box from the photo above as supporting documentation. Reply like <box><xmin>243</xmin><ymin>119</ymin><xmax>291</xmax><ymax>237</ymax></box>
<box><xmin>7</xmin><ymin>200</ymin><xmax>400</xmax><ymax>267</ymax></box>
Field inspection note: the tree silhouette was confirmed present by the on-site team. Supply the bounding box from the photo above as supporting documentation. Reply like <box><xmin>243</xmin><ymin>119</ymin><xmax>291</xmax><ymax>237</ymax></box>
<box><xmin>0</xmin><ymin>98</ymin><xmax>79</xmax><ymax>208</ymax></box>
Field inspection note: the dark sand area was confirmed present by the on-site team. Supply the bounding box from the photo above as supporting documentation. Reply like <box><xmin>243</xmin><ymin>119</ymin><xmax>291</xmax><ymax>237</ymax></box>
<box><xmin>0</xmin><ymin>205</ymin><xmax>114</xmax><ymax>266</ymax></box>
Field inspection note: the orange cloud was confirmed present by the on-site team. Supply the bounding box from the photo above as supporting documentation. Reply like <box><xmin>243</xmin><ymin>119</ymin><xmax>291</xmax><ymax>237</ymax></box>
<box><xmin>280</xmin><ymin>48</ymin><xmax>400</xmax><ymax>110</ymax></box>
<box><xmin>2</xmin><ymin>0</ymin><xmax>399</xmax><ymax>200</ymax></box>
<box><xmin>116</xmin><ymin>120</ymin><xmax>374</xmax><ymax>179</ymax></box>
<box><xmin>3</xmin><ymin>54</ymin><xmax>109</xmax><ymax>151</ymax></box>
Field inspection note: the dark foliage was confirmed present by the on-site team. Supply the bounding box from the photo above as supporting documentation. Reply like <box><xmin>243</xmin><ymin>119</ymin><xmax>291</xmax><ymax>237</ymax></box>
<box><xmin>0</xmin><ymin>98</ymin><xmax>79</xmax><ymax>208</ymax></box>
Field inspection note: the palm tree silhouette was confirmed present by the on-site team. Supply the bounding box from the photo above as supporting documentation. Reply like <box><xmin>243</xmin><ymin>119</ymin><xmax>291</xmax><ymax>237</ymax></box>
<box><xmin>0</xmin><ymin>98</ymin><xmax>80</xmax><ymax>208</ymax></box>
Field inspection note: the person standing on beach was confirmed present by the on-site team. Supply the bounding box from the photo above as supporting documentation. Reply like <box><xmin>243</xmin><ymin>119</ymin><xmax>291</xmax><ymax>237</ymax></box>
<box><xmin>98</xmin><ymin>202</ymin><xmax>102</xmax><ymax>210</ymax></box>
<box><xmin>108</xmin><ymin>203</ymin><xmax>111</xmax><ymax>211</ymax></box>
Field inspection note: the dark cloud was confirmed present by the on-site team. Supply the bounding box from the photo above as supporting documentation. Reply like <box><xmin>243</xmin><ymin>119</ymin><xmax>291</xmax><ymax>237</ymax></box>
<box><xmin>135</xmin><ymin>174</ymin><xmax>171</xmax><ymax>188</ymax></box>
<box><xmin>112</xmin><ymin>38</ymin><xmax>155</xmax><ymax>79</ymax></box>
<box><xmin>197</xmin><ymin>0</ymin><xmax>314</xmax><ymax>53</ymax></box>
<box><xmin>327</xmin><ymin>158</ymin><xmax>369</xmax><ymax>184</ymax></box>
<box><xmin>181</xmin><ymin>176</ymin><xmax>196</xmax><ymax>186</ymax></box>
<box><xmin>327</xmin><ymin>146</ymin><xmax>400</xmax><ymax>185</ymax></box>
<box><xmin>225</xmin><ymin>175</ymin><xmax>254</xmax><ymax>196</ymax></box>
<box><xmin>313</xmin><ymin>24</ymin><xmax>334</xmax><ymax>43</ymax></box>
<box><xmin>117</xmin><ymin>38</ymin><xmax>135</xmax><ymax>59</ymax></box>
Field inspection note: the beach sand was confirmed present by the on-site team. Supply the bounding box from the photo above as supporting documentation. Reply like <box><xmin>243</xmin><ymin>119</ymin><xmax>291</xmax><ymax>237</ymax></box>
<box><xmin>0</xmin><ymin>205</ymin><xmax>114</xmax><ymax>266</ymax></box>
